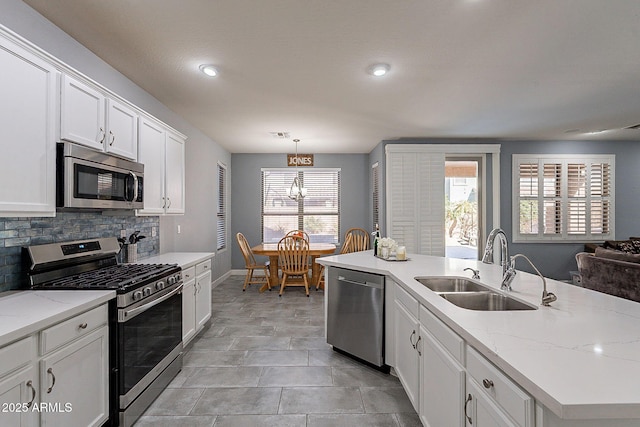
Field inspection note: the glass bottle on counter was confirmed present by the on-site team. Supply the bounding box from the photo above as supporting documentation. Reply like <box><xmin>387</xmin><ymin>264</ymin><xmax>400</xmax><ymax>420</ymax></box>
<box><xmin>372</xmin><ymin>223</ymin><xmax>380</xmax><ymax>257</ymax></box>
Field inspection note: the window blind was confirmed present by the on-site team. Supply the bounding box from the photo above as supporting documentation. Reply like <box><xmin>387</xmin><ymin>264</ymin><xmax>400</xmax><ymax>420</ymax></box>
<box><xmin>216</xmin><ymin>163</ymin><xmax>227</xmax><ymax>250</ymax></box>
<box><xmin>262</xmin><ymin>168</ymin><xmax>340</xmax><ymax>243</ymax></box>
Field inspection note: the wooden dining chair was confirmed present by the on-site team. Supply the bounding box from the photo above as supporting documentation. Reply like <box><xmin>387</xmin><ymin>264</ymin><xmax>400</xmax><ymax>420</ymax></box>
<box><xmin>278</xmin><ymin>235</ymin><xmax>311</xmax><ymax>296</ymax></box>
<box><xmin>236</xmin><ymin>232</ymin><xmax>271</xmax><ymax>291</ymax></box>
<box><xmin>345</xmin><ymin>228</ymin><xmax>370</xmax><ymax>252</ymax></box>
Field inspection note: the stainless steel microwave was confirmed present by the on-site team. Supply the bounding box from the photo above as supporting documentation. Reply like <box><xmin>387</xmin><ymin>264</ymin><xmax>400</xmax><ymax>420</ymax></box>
<box><xmin>57</xmin><ymin>143</ymin><xmax>144</xmax><ymax>209</ymax></box>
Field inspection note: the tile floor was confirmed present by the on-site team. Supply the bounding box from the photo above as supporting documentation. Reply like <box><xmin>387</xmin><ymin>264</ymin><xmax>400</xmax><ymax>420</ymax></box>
<box><xmin>134</xmin><ymin>275</ymin><xmax>420</xmax><ymax>427</ymax></box>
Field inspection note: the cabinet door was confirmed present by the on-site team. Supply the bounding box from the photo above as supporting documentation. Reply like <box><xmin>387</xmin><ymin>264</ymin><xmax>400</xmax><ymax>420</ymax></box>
<box><xmin>138</xmin><ymin>117</ymin><xmax>166</xmax><ymax>214</ymax></box>
<box><xmin>0</xmin><ymin>35</ymin><xmax>58</xmax><ymax>216</ymax></box>
<box><xmin>182</xmin><ymin>278</ymin><xmax>196</xmax><ymax>344</ymax></box>
<box><xmin>0</xmin><ymin>366</ymin><xmax>38</xmax><ymax>426</ymax></box>
<box><xmin>40</xmin><ymin>326</ymin><xmax>109</xmax><ymax>427</ymax></box>
<box><xmin>195</xmin><ymin>270</ymin><xmax>212</xmax><ymax>330</ymax></box>
<box><xmin>106</xmin><ymin>98</ymin><xmax>138</xmax><ymax>160</ymax></box>
<box><xmin>393</xmin><ymin>300</ymin><xmax>420</xmax><ymax>411</ymax></box>
<box><xmin>467</xmin><ymin>378</ymin><xmax>517</xmax><ymax>427</ymax></box>
<box><xmin>165</xmin><ymin>131</ymin><xmax>186</xmax><ymax>214</ymax></box>
<box><xmin>420</xmin><ymin>327</ymin><xmax>465</xmax><ymax>427</ymax></box>
<box><xmin>60</xmin><ymin>74</ymin><xmax>106</xmax><ymax>150</ymax></box>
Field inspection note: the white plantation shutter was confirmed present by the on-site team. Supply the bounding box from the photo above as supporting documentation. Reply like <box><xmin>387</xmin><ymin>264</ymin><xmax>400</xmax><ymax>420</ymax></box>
<box><xmin>216</xmin><ymin>162</ymin><xmax>227</xmax><ymax>250</ymax></box>
<box><xmin>387</xmin><ymin>151</ymin><xmax>445</xmax><ymax>255</ymax></box>
<box><xmin>513</xmin><ymin>155</ymin><xmax>614</xmax><ymax>242</ymax></box>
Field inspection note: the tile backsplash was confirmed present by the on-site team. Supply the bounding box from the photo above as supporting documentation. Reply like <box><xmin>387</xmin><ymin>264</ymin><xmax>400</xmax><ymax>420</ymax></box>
<box><xmin>0</xmin><ymin>212</ymin><xmax>160</xmax><ymax>292</ymax></box>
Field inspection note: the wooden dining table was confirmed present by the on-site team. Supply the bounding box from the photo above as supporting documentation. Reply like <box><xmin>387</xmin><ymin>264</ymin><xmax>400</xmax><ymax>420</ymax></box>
<box><xmin>251</xmin><ymin>242</ymin><xmax>336</xmax><ymax>292</ymax></box>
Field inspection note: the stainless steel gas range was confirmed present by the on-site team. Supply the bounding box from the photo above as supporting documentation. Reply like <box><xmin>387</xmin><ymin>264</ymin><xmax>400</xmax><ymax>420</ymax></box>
<box><xmin>24</xmin><ymin>237</ymin><xmax>183</xmax><ymax>427</ymax></box>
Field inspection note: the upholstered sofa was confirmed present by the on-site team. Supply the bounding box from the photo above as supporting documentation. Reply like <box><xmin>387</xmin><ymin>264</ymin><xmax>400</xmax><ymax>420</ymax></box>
<box><xmin>575</xmin><ymin>247</ymin><xmax>640</xmax><ymax>303</ymax></box>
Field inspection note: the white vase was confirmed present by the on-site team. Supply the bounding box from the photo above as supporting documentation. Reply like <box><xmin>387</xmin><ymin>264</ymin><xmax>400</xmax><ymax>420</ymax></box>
<box><xmin>380</xmin><ymin>246</ymin><xmax>390</xmax><ymax>259</ymax></box>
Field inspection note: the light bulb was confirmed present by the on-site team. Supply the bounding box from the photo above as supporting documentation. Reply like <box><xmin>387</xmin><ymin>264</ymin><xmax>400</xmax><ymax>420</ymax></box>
<box><xmin>199</xmin><ymin>64</ymin><xmax>218</xmax><ymax>77</ymax></box>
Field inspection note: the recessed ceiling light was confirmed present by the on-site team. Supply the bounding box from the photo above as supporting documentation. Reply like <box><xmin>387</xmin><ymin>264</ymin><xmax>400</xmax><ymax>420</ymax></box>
<box><xmin>368</xmin><ymin>63</ymin><xmax>390</xmax><ymax>77</ymax></box>
<box><xmin>199</xmin><ymin>64</ymin><xmax>218</xmax><ymax>77</ymax></box>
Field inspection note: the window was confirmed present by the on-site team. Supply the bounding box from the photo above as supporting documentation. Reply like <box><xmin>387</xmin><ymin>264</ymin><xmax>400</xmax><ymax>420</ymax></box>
<box><xmin>216</xmin><ymin>162</ymin><xmax>227</xmax><ymax>251</ymax></box>
<box><xmin>513</xmin><ymin>154</ymin><xmax>615</xmax><ymax>242</ymax></box>
<box><xmin>372</xmin><ymin>162</ymin><xmax>379</xmax><ymax>230</ymax></box>
<box><xmin>262</xmin><ymin>168</ymin><xmax>340</xmax><ymax>243</ymax></box>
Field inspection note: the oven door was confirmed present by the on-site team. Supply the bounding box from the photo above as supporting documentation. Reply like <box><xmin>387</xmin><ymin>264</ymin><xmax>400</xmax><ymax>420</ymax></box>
<box><xmin>117</xmin><ymin>283</ymin><xmax>183</xmax><ymax>409</ymax></box>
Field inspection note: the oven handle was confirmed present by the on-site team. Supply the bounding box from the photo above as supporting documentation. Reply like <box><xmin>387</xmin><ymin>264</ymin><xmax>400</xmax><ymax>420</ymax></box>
<box><xmin>121</xmin><ymin>283</ymin><xmax>182</xmax><ymax>321</ymax></box>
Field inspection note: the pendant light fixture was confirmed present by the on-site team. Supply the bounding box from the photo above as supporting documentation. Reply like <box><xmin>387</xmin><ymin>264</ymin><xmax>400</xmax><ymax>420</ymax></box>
<box><xmin>288</xmin><ymin>139</ymin><xmax>307</xmax><ymax>201</ymax></box>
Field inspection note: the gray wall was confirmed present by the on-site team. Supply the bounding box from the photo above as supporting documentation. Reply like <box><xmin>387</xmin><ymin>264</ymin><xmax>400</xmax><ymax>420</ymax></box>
<box><xmin>377</xmin><ymin>139</ymin><xmax>640</xmax><ymax>280</ymax></box>
<box><xmin>231</xmin><ymin>153</ymin><xmax>369</xmax><ymax>269</ymax></box>
<box><xmin>0</xmin><ymin>0</ymin><xmax>232</xmax><ymax>281</ymax></box>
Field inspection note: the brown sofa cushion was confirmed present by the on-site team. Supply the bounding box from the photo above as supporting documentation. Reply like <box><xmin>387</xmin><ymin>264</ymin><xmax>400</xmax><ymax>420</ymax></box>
<box><xmin>595</xmin><ymin>247</ymin><xmax>640</xmax><ymax>264</ymax></box>
<box><xmin>576</xmin><ymin>252</ymin><xmax>640</xmax><ymax>303</ymax></box>
<box><xmin>603</xmin><ymin>239</ymin><xmax>638</xmax><ymax>254</ymax></box>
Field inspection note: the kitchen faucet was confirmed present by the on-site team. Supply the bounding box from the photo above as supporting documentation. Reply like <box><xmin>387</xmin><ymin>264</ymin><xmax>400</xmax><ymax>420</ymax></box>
<box><xmin>502</xmin><ymin>254</ymin><xmax>558</xmax><ymax>306</ymax></box>
<box><xmin>481</xmin><ymin>228</ymin><xmax>510</xmax><ymax>276</ymax></box>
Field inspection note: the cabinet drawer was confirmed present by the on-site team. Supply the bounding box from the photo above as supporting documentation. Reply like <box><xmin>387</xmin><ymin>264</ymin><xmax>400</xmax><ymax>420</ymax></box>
<box><xmin>183</xmin><ymin>266</ymin><xmax>196</xmax><ymax>282</ymax></box>
<box><xmin>467</xmin><ymin>346</ymin><xmax>534</xmax><ymax>427</ymax></box>
<box><xmin>40</xmin><ymin>304</ymin><xmax>108</xmax><ymax>355</ymax></box>
<box><xmin>419</xmin><ymin>305</ymin><xmax>464</xmax><ymax>364</ymax></box>
<box><xmin>395</xmin><ymin>284</ymin><xmax>419</xmax><ymax>318</ymax></box>
<box><xmin>0</xmin><ymin>336</ymin><xmax>34</xmax><ymax>377</ymax></box>
<box><xmin>196</xmin><ymin>259</ymin><xmax>212</xmax><ymax>276</ymax></box>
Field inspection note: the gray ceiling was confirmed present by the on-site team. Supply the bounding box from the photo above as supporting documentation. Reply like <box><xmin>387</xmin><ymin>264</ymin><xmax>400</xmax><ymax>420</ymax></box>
<box><xmin>23</xmin><ymin>0</ymin><xmax>640</xmax><ymax>153</ymax></box>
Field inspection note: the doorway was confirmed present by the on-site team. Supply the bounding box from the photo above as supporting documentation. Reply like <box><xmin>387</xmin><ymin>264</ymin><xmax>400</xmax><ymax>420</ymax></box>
<box><xmin>445</xmin><ymin>158</ymin><xmax>482</xmax><ymax>260</ymax></box>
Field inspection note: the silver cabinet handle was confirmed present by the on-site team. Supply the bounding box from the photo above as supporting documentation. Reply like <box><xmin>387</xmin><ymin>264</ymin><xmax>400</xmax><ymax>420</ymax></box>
<box><xmin>47</xmin><ymin>368</ymin><xmax>56</xmax><ymax>393</ymax></box>
<box><xmin>162</xmin><ymin>197</ymin><xmax>166</xmax><ymax>208</ymax></box>
<box><xmin>167</xmin><ymin>197</ymin><xmax>172</xmax><ymax>208</ymax></box>
<box><xmin>483</xmin><ymin>379</ymin><xmax>494</xmax><ymax>389</ymax></box>
<box><xmin>409</xmin><ymin>330</ymin><xmax>416</xmax><ymax>349</ymax></box>
<box><xmin>26</xmin><ymin>380</ymin><xmax>36</xmax><ymax>408</ymax></box>
<box><xmin>109</xmin><ymin>130</ymin><xmax>115</xmax><ymax>146</ymax></box>
<box><xmin>416</xmin><ymin>335</ymin><xmax>422</xmax><ymax>356</ymax></box>
<box><xmin>464</xmin><ymin>393</ymin><xmax>473</xmax><ymax>424</ymax></box>
<box><xmin>79</xmin><ymin>322</ymin><xmax>88</xmax><ymax>329</ymax></box>
<box><xmin>98</xmin><ymin>127</ymin><xmax>106</xmax><ymax>144</ymax></box>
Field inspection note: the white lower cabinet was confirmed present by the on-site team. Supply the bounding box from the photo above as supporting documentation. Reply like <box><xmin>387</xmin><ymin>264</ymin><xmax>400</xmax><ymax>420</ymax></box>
<box><xmin>195</xmin><ymin>267</ymin><xmax>212</xmax><ymax>330</ymax></box>
<box><xmin>420</xmin><ymin>326</ymin><xmax>465</xmax><ymax>427</ymax></box>
<box><xmin>0</xmin><ymin>366</ymin><xmax>39</xmax><ymax>426</ymax></box>
<box><xmin>40</xmin><ymin>326</ymin><xmax>109</xmax><ymax>427</ymax></box>
<box><xmin>393</xmin><ymin>294</ymin><xmax>420</xmax><ymax>411</ymax></box>
<box><xmin>0</xmin><ymin>304</ymin><xmax>109</xmax><ymax>427</ymax></box>
<box><xmin>182</xmin><ymin>257</ymin><xmax>213</xmax><ymax>346</ymax></box>
<box><xmin>390</xmin><ymin>281</ymin><xmax>534</xmax><ymax>427</ymax></box>
<box><xmin>182</xmin><ymin>272</ymin><xmax>197</xmax><ymax>344</ymax></box>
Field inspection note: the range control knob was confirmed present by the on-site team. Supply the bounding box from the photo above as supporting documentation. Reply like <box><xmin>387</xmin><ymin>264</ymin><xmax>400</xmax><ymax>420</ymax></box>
<box><xmin>167</xmin><ymin>276</ymin><xmax>176</xmax><ymax>286</ymax></box>
<box><xmin>156</xmin><ymin>281</ymin><xmax>166</xmax><ymax>290</ymax></box>
<box><xmin>133</xmin><ymin>290</ymin><xmax>143</xmax><ymax>301</ymax></box>
<box><xmin>143</xmin><ymin>287</ymin><xmax>152</xmax><ymax>297</ymax></box>
<box><xmin>175</xmin><ymin>273</ymin><xmax>182</xmax><ymax>282</ymax></box>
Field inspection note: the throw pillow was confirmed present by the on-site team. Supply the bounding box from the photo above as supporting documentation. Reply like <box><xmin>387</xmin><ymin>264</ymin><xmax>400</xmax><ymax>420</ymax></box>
<box><xmin>630</xmin><ymin>237</ymin><xmax>640</xmax><ymax>254</ymax></box>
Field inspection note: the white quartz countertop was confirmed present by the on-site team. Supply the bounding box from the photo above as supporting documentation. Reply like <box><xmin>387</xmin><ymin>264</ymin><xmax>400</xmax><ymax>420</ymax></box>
<box><xmin>138</xmin><ymin>252</ymin><xmax>215</xmax><ymax>269</ymax></box>
<box><xmin>318</xmin><ymin>251</ymin><xmax>640</xmax><ymax>420</ymax></box>
<box><xmin>0</xmin><ymin>290</ymin><xmax>115</xmax><ymax>347</ymax></box>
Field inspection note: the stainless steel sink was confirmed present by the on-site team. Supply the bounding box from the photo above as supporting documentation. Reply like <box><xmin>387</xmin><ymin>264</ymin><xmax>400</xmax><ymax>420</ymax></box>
<box><xmin>415</xmin><ymin>276</ymin><xmax>490</xmax><ymax>293</ymax></box>
<box><xmin>439</xmin><ymin>292</ymin><xmax>537</xmax><ymax>311</ymax></box>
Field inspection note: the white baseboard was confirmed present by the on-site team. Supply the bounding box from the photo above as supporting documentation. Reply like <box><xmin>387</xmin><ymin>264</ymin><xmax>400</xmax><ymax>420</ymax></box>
<box><xmin>212</xmin><ymin>270</ymin><xmax>232</xmax><ymax>288</ymax></box>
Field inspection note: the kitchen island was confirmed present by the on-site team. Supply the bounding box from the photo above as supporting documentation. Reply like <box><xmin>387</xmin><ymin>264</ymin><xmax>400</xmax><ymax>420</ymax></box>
<box><xmin>318</xmin><ymin>251</ymin><xmax>640</xmax><ymax>426</ymax></box>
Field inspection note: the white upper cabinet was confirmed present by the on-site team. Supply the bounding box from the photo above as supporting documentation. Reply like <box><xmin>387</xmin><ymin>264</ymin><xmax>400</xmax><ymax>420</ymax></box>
<box><xmin>165</xmin><ymin>131</ymin><xmax>186</xmax><ymax>214</ymax></box>
<box><xmin>61</xmin><ymin>74</ymin><xmax>138</xmax><ymax>161</ymax></box>
<box><xmin>106</xmin><ymin>98</ymin><xmax>138</xmax><ymax>160</ymax></box>
<box><xmin>138</xmin><ymin>116</ymin><xmax>186</xmax><ymax>215</ymax></box>
<box><xmin>0</xmin><ymin>32</ymin><xmax>59</xmax><ymax>217</ymax></box>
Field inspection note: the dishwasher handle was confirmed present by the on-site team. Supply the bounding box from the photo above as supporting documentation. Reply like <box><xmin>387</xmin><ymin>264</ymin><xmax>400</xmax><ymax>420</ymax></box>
<box><xmin>337</xmin><ymin>275</ymin><xmax>384</xmax><ymax>289</ymax></box>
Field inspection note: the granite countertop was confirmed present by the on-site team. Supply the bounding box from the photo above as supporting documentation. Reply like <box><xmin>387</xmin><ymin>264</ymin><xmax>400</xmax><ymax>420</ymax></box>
<box><xmin>0</xmin><ymin>290</ymin><xmax>115</xmax><ymax>347</ymax></box>
<box><xmin>318</xmin><ymin>251</ymin><xmax>640</xmax><ymax>420</ymax></box>
<box><xmin>138</xmin><ymin>252</ymin><xmax>215</xmax><ymax>269</ymax></box>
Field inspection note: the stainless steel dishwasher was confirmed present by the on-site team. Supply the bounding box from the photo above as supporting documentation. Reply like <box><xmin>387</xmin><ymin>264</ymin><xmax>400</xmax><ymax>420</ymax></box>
<box><xmin>327</xmin><ymin>266</ymin><xmax>386</xmax><ymax>369</ymax></box>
